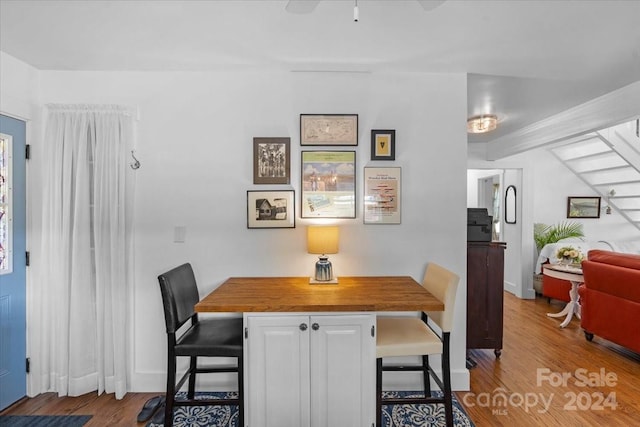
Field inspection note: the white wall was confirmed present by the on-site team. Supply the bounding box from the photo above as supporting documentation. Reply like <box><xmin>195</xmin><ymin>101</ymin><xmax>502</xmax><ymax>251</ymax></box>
<box><xmin>27</xmin><ymin>68</ymin><xmax>470</xmax><ymax>391</ymax></box>
<box><xmin>0</xmin><ymin>52</ymin><xmax>40</xmax><ymax>121</ymax></box>
<box><xmin>501</xmin><ymin>169</ymin><xmax>528</xmax><ymax>297</ymax></box>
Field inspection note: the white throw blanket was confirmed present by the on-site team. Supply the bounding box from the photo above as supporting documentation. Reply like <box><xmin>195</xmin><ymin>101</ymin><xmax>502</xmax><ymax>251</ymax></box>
<box><xmin>534</xmin><ymin>239</ymin><xmax>640</xmax><ymax>274</ymax></box>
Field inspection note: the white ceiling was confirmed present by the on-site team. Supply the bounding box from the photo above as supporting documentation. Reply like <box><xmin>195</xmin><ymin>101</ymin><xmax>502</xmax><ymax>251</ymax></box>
<box><xmin>1</xmin><ymin>0</ymin><xmax>639</xmax><ymax>143</ymax></box>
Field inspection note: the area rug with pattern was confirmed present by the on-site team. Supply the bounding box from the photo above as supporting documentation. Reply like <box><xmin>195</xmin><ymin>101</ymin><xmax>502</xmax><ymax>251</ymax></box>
<box><xmin>0</xmin><ymin>415</ymin><xmax>92</xmax><ymax>427</ymax></box>
<box><xmin>146</xmin><ymin>391</ymin><xmax>474</xmax><ymax>426</ymax></box>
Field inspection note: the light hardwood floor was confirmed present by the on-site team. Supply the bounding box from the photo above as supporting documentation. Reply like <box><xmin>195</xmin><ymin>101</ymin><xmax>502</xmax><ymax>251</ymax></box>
<box><xmin>460</xmin><ymin>292</ymin><xmax>640</xmax><ymax>426</ymax></box>
<box><xmin>2</xmin><ymin>292</ymin><xmax>639</xmax><ymax>426</ymax></box>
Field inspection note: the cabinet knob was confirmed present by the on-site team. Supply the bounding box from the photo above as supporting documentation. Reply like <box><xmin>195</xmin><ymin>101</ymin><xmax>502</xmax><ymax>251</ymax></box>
<box><xmin>299</xmin><ymin>323</ymin><xmax>308</xmax><ymax>331</ymax></box>
<box><xmin>312</xmin><ymin>323</ymin><xmax>320</xmax><ymax>331</ymax></box>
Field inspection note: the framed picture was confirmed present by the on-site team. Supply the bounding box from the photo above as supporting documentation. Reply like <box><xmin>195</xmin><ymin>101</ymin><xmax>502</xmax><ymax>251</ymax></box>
<box><xmin>301</xmin><ymin>151</ymin><xmax>356</xmax><ymax>218</ymax></box>
<box><xmin>371</xmin><ymin>129</ymin><xmax>396</xmax><ymax>160</ymax></box>
<box><xmin>253</xmin><ymin>137</ymin><xmax>290</xmax><ymax>184</ymax></box>
<box><xmin>364</xmin><ymin>167</ymin><xmax>401</xmax><ymax>224</ymax></box>
<box><xmin>247</xmin><ymin>190</ymin><xmax>295</xmax><ymax>228</ymax></box>
<box><xmin>300</xmin><ymin>114</ymin><xmax>358</xmax><ymax>146</ymax></box>
<box><xmin>567</xmin><ymin>196</ymin><xmax>601</xmax><ymax>218</ymax></box>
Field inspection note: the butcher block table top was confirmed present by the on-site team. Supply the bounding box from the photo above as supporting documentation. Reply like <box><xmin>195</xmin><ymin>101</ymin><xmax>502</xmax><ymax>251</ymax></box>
<box><xmin>195</xmin><ymin>276</ymin><xmax>444</xmax><ymax>313</ymax></box>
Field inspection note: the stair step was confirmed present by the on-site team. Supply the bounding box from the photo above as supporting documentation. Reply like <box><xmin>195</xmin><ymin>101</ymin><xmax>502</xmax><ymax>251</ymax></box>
<box><xmin>590</xmin><ymin>179</ymin><xmax>640</xmax><ymax>186</ymax></box>
<box><xmin>552</xmin><ymin>135</ymin><xmax>609</xmax><ymax>158</ymax></box>
<box><xmin>563</xmin><ymin>149</ymin><xmax>614</xmax><ymax>162</ymax></box>
<box><xmin>581</xmin><ymin>165</ymin><xmax>633</xmax><ymax>174</ymax></box>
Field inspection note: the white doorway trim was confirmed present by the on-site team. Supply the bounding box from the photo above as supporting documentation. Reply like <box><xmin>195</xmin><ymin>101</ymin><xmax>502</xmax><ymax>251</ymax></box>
<box><xmin>468</xmin><ymin>161</ymin><xmax>535</xmax><ymax>300</ymax></box>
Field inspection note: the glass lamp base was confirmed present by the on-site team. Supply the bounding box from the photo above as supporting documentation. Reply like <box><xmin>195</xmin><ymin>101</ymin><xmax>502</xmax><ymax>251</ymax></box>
<box><xmin>312</xmin><ymin>255</ymin><xmax>336</xmax><ymax>284</ymax></box>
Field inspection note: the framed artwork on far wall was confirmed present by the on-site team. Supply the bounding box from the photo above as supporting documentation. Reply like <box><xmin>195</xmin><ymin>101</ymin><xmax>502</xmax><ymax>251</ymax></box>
<box><xmin>567</xmin><ymin>196</ymin><xmax>601</xmax><ymax>218</ymax></box>
<box><xmin>300</xmin><ymin>114</ymin><xmax>358</xmax><ymax>146</ymax></box>
<box><xmin>364</xmin><ymin>167</ymin><xmax>401</xmax><ymax>224</ymax></box>
<box><xmin>247</xmin><ymin>190</ymin><xmax>295</xmax><ymax>228</ymax></box>
<box><xmin>371</xmin><ymin>129</ymin><xmax>396</xmax><ymax>160</ymax></box>
<box><xmin>301</xmin><ymin>151</ymin><xmax>356</xmax><ymax>218</ymax></box>
<box><xmin>253</xmin><ymin>137</ymin><xmax>290</xmax><ymax>184</ymax></box>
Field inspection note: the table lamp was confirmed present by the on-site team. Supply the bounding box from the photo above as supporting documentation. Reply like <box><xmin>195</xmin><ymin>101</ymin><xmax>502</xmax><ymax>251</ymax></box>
<box><xmin>307</xmin><ymin>225</ymin><xmax>339</xmax><ymax>284</ymax></box>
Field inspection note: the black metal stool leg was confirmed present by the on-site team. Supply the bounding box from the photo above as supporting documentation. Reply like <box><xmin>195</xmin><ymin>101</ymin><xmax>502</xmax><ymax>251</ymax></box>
<box><xmin>376</xmin><ymin>358</ymin><xmax>383</xmax><ymax>427</ymax></box>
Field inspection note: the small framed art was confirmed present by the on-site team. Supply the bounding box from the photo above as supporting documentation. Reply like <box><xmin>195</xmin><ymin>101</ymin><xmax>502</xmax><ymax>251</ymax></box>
<box><xmin>364</xmin><ymin>167</ymin><xmax>401</xmax><ymax>224</ymax></box>
<box><xmin>300</xmin><ymin>114</ymin><xmax>358</xmax><ymax>146</ymax></box>
<box><xmin>247</xmin><ymin>190</ymin><xmax>295</xmax><ymax>228</ymax></box>
<box><xmin>253</xmin><ymin>137</ymin><xmax>290</xmax><ymax>184</ymax></box>
<box><xmin>371</xmin><ymin>129</ymin><xmax>395</xmax><ymax>160</ymax></box>
<box><xmin>567</xmin><ymin>196</ymin><xmax>601</xmax><ymax>219</ymax></box>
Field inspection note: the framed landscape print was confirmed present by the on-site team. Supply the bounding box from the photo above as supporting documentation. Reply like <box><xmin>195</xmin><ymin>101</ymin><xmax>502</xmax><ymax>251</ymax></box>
<box><xmin>247</xmin><ymin>190</ymin><xmax>295</xmax><ymax>228</ymax></box>
<box><xmin>364</xmin><ymin>167</ymin><xmax>401</xmax><ymax>224</ymax></box>
<box><xmin>371</xmin><ymin>129</ymin><xmax>395</xmax><ymax>160</ymax></box>
<box><xmin>567</xmin><ymin>196</ymin><xmax>601</xmax><ymax>218</ymax></box>
<box><xmin>301</xmin><ymin>151</ymin><xmax>356</xmax><ymax>218</ymax></box>
<box><xmin>253</xmin><ymin>137</ymin><xmax>290</xmax><ymax>184</ymax></box>
<box><xmin>300</xmin><ymin>114</ymin><xmax>358</xmax><ymax>146</ymax></box>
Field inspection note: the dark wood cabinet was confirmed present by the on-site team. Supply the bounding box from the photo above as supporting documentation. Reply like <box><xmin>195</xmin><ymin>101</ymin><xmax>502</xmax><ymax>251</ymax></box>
<box><xmin>467</xmin><ymin>241</ymin><xmax>506</xmax><ymax>360</ymax></box>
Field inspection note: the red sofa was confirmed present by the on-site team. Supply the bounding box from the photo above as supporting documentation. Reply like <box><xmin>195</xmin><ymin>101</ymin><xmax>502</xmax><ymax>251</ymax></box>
<box><xmin>578</xmin><ymin>250</ymin><xmax>640</xmax><ymax>354</ymax></box>
<box><xmin>541</xmin><ymin>261</ymin><xmax>571</xmax><ymax>303</ymax></box>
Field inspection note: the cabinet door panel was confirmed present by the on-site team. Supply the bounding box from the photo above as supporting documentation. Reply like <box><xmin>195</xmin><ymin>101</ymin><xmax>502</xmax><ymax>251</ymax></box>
<box><xmin>486</xmin><ymin>247</ymin><xmax>504</xmax><ymax>345</ymax></box>
<box><xmin>467</xmin><ymin>243</ymin><xmax>505</xmax><ymax>351</ymax></box>
<box><xmin>310</xmin><ymin>315</ymin><xmax>375</xmax><ymax>427</ymax></box>
<box><xmin>247</xmin><ymin>316</ymin><xmax>310</xmax><ymax>427</ymax></box>
<box><xmin>467</xmin><ymin>245</ymin><xmax>489</xmax><ymax>348</ymax></box>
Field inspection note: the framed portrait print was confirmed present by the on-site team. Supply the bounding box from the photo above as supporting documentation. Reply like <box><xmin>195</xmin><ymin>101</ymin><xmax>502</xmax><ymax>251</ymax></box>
<box><xmin>364</xmin><ymin>167</ymin><xmax>401</xmax><ymax>224</ymax></box>
<box><xmin>300</xmin><ymin>114</ymin><xmax>358</xmax><ymax>146</ymax></box>
<box><xmin>247</xmin><ymin>190</ymin><xmax>295</xmax><ymax>228</ymax></box>
<box><xmin>253</xmin><ymin>137</ymin><xmax>290</xmax><ymax>184</ymax></box>
<box><xmin>371</xmin><ymin>129</ymin><xmax>396</xmax><ymax>160</ymax></box>
<box><xmin>567</xmin><ymin>196</ymin><xmax>601</xmax><ymax>218</ymax></box>
<box><xmin>301</xmin><ymin>151</ymin><xmax>356</xmax><ymax>218</ymax></box>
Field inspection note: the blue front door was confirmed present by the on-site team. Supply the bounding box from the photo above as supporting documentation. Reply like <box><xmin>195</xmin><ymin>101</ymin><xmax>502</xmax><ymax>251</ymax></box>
<box><xmin>0</xmin><ymin>114</ymin><xmax>27</xmax><ymax>410</ymax></box>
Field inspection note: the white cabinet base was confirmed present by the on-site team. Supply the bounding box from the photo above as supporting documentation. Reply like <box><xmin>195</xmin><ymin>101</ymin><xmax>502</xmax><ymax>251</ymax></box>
<box><xmin>244</xmin><ymin>313</ymin><xmax>375</xmax><ymax>427</ymax></box>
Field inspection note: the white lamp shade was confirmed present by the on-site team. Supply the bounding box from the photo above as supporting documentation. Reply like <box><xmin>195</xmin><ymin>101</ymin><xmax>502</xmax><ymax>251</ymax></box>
<box><xmin>307</xmin><ymin>226</ymin><xmax>339</xmax><ymax>255</ymax></box>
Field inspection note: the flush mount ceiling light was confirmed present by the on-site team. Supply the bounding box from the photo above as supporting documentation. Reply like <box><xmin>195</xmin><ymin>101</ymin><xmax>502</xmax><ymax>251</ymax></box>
<box><xmin>467</xmin><ymin>114</ymin><xmax>498</xmax><ymax>134</ymax></box>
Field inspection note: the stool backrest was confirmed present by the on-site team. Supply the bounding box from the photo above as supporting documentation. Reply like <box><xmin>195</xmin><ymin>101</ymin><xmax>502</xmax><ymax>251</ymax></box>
<box><xmin>158</xmin><ymin>263</ymin><xmax>201</xmax><ymax>334</ymax></box>
<box><xmin>422</xmin><ymin>262</ymin><xmax>459</xmax><ymax>333</ymax></box>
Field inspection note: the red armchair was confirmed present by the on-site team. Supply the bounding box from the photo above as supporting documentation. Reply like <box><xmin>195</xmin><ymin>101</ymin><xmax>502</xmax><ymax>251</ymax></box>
<box><xmin>578</xmin><ymin>250</ymin><xmax>640</xmax><ymax>354</ymax></box>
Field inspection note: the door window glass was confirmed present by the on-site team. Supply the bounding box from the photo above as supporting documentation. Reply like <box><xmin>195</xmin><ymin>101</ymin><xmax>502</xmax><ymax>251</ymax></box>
<box><xmin>0</xmin><ymin>134</ymin><xmax>11</xmax><ymax>273</ymax></box>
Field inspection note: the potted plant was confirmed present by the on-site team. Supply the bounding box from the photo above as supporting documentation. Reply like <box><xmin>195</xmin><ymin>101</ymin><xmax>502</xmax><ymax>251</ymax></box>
<box><xmin>534</xmin><ymin>221</ymin><xmax>584</xmax><ymax>254</ymax></box>
<box><xmin>532</xmin><ymin>221</ymin><xmax>584</xmax><ymax>293</ymax></box>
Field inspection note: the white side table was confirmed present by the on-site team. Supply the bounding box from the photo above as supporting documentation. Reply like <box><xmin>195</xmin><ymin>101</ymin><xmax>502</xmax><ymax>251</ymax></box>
<box><xmin>542</xmin><ymin>264</ymin><xmax>584</xmax><ymax>328</ymax></box>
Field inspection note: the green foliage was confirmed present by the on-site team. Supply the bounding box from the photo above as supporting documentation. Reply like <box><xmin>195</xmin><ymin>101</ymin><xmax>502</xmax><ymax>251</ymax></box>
<box><xmin>534</xmin><ymin>221</ymin><xmax>584</xmax><ymax>251</ymax></box>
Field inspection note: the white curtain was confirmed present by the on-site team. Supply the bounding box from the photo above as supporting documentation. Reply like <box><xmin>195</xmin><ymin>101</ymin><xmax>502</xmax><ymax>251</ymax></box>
<box><xmin>30</xmin><ymin>104</ymin><xmax>134</xmax><ymax>399</ymax></box>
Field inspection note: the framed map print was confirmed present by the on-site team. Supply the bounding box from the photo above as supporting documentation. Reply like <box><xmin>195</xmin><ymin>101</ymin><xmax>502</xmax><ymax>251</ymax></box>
<box><xmin>300</xmin><ymin>114</ymin><xmax>358</xmax><ymax>146</ymax></box>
